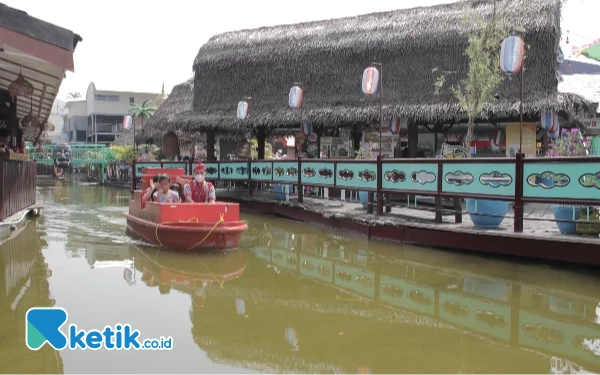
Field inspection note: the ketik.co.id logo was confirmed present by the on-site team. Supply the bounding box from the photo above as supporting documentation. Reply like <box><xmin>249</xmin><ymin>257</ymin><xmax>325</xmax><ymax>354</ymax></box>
<box><xmin>26</xmin><ymin>307</ymin><xmax>173</xmax><ymax>351</ymax></box>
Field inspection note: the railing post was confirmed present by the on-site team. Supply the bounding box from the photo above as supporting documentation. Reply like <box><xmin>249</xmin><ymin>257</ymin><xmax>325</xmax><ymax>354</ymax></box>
<box><xmin>297</xmin><ymin>156</ymin><xmax>303</xmax><ymax>204</ymax></box>
<box><xmin>435</xmin><ymin>161</ymin><xmax>443</xmax><ymax>223</ymax></box>
<box><xmin>131</xmin><ymin>161</ymin><xmax>136</xmax><ymax>193</ymax></box>
<box><xmin>514</xmin><ymin>153</ymin><xmax>524</xmax><ymax>232</ymax></box>
<box><xmin>248</xmin><ymin>159</ymin><xmax>253</xmax><ymax>197</ymax></box>
<box><xmin>376</xmin><ymin>155</ymin><xmax>383</xmax><ymax>215</ymax></box>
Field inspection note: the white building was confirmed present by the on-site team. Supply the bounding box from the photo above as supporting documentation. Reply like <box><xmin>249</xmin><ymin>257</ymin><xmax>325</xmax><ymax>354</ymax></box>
<box><xmin>64</xmin><ymin>82</ymin><xmax>165</xmax><ymax>144</ymax></box>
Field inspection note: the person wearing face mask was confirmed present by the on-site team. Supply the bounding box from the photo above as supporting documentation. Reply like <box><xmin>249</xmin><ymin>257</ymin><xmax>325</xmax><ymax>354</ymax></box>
<box><xmin>183</xmin><ymin>163</ymin><xmax>216</xmax><ymax>204</ymax></box>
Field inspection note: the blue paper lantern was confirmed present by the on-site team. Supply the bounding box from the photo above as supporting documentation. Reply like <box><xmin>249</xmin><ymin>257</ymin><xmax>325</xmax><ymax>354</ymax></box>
<box><xmin>301</xmin><ymin>123</ymin><xmax>312</xmax><ymax>136</ymax></box>
<box><xmin>500</xmin><ymin>36</ymin><xmax>525</xmax><ymax>75</ymax></box>
<box><xmin>289</xmin><ymin>86</ymin><xmax>303</xmax><ymax>109</ymax></box>
<box><xmin>541</xmin><ymin>111</ymin><xmax>559</xmax><ymax>131</ymax></box>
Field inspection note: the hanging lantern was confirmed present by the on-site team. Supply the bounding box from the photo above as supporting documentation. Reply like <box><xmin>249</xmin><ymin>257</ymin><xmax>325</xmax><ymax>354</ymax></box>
<box><xmin>490</xmin><ymin>128</ymin><xmax>502</xmax><ymax>152</ymax></box>
<box><xmin>388</xmin><ymin>118</ymin><xmax>406</xmax><ymax>134</ymax></box>
<box><xmin>500</xmin><ymin>36</ymin><xmax>525</xmax><ymax>75</ymax></box>
<box><xmin>541</xmin><ymin>111</ymin><xmax>559</xmax><ymax>131</ymax></box>
<box><xmin>548</xmin><ymin>121</ymin><xmax>560</xmax><ymax>139</ymax></box>
<box><xmin>362</xmin><ymin>67</ymin><xmax>380</xmax><ymax>95</ymax></box>
<box><xmin>122</xmin><ymin>115</ymin><xmax>132</xmax><ymax>130</ymax></box>
<box><xmin>8</xmin><ymin>71</ymin><xmax>34</xmax><ymax>98</ymax></box>
<box><xmin>301</xmin><ymin>123</ymin><xmax>312</xmax><ymax>136</ymax></box>
<box><xmin>289</xmin><ymin>86</ymin><xmax>303</xmax><ymax>109</ymax></box>
<box><xmin>237</xmin><ymin>101</ymin><xmax>248</xmax><ymax>120</ymax></box>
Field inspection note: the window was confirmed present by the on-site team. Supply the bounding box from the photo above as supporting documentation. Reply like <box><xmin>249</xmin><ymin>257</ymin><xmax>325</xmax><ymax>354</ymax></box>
<box><xmin>129</xmin><ymin>97</ymin><xmax>134</xmax><ymax>104</ymax></box>
<box><xmin>95</xmin><ymin>94</ymin><xmax>120</xmax><ymax>102</ymax></box>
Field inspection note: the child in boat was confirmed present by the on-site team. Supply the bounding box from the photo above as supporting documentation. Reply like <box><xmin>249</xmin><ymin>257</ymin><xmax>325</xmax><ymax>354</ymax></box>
<box><xmin>155</xmin><ymin>174</ymin><xmax>181</xmax><ymax>203</ymax></box>
<box><xmin>142</xmin><ymin>174</ymin><xmax>160</xmax><ymax>204</ymax></box>
<box><xmin>170</xmin><ymin>183</ymin><xmax>182</xmax><ymax>200</ymax></box>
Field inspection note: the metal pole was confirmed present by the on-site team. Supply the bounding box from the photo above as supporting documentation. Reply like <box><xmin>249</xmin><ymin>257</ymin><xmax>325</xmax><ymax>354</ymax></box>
<box><xmin>294</xmin><ymin>82</ymin><xmax>303</xmax><ymax>157</ymax></box>
<box><xmin>371</xmin><ymin>62</ymin><xmax>383</xmax><ymax>156</ymax></box>
<box><xmin>519</xmin><ymin>66</ymin><xmax>524</xmax><ymax>154</ymax></box>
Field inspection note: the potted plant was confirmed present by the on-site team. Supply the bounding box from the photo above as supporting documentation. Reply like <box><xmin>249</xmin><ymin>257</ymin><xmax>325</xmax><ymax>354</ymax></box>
<box><xmin>354</xmin><ymin>141</ymin><xmax>377</xmax><ymax>209</ymax></box>
<box><xmin>547</xmin><ymin>128</ymin><xmax>592</xmax><ymax>235</ymax></box>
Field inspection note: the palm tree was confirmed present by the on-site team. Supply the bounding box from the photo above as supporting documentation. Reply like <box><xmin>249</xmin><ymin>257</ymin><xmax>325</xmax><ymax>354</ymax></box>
<box><xmin>129</xmin><ymin>99</ymin><xmax>156</xmax><ymax>151</ymax></box>
<box><xmin>67</xmin><ymin>92</ymin><xmax>81</xmax><ymax>100</ymax></box>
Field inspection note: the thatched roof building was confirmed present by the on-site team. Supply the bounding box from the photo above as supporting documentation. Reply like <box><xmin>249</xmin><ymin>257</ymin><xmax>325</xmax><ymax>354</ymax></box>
<box><xmin>192</xmin><ymin>0</ymin><xmax>590</xmax><ymax>129</ymax></box>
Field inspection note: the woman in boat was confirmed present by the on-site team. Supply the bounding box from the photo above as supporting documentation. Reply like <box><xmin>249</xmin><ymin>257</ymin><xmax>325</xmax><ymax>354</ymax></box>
<box><xmin>155</xmin><ymin>174</ymin><xmax>181</xmax><ymax>203</ymax></box>
<box><xmin>182</xmin><ymin>163</ymin><xmax>216</xmax><ymax>204</ymax></box>
<box><xmin>142</xmin><ymin>174</ymin><xmax>161</xmax><ymax>204</ymax></box>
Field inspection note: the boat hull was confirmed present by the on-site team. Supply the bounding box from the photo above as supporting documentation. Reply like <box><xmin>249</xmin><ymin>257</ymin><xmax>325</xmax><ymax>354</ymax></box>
<box><xmin>126</xmin><ymin>214</ymin><xmax>247</xmax><ymax>252</ymax></box>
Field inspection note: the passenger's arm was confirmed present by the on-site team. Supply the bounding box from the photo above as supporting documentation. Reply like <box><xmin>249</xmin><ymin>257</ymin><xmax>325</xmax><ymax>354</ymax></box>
<box><xmin>182</xmin><ymin>183</ymin><xmax>194</xmax><ymax>203</ymax></box>
<box><xmin>141</xmin><ymin>188</ymin><xmax>152</xmax><ymax>204</ymax></box>
<box><xmin>207</xmin><ymin>184</ymin><xmax>216</xmax><ymax>204</ymax></box>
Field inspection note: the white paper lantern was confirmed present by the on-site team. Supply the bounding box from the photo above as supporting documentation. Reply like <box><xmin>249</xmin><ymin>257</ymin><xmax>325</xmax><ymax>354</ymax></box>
<box><xmin>362</xmin><ymin>67</ymin><xmax>380</xmax><ymax>95</ymax></box>
<box><xmin>237</xmin><ymin>101</ymin><xmax>249</xmax><ymax>120</ymax></box>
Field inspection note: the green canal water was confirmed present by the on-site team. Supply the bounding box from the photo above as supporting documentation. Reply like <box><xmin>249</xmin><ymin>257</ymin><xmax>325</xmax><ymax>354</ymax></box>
<box><xmin>1</xmin><ymin>180</ymin><xmax>600</xmax><ymax>374</ymax></box>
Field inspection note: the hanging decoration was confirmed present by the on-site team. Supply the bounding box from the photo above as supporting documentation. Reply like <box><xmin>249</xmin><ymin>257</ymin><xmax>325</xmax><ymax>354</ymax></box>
<box><xmin>122</xmin><ymin>115</ymin><xmax>132</xmax><ymax>130</ymax></box>
<box><xmin>548</xmin><ymin>121</ymin><xmax>560</xmax><ymax>139</ymax></box>
<box><xmin>8</xmin><ymin>71</ymin><xmax>34</xmax><ymax>98</ymax></box>
<box><xmin>288</xmin><ymin>86</ymin><xmax>303</xmax><ymax>109</ymax></box>
<box><xmin>301</xmin><ymin>122</ymin><xmax>312</xmax><ymax>136</ymax></box>
<box><xmin>361</xmin><ymin>67</ymin><xmax>380</xmax><ymax>95</ymax></box>
<box><xmin>236</xmin><ymin>101</ymin><xmax>249</xmax><ymax>120</ymax></box>
<box><xmin>540</xmin><ymin>111</ymin><xmax>559</xmax><ymax>131</ymax></box>
<box><xmin>490</xmin><ymin>128</ymin><xmax>503</xmax><ymax>153</ymax></box>
<box><xmin>500</xmin><ymin>35</ymin><xmax>525</xmax><ymax>75</ymax></box>
<box><xmin>388</xmin><ymin>118</ymin><xmax>405</xmax><ymax>134</ymax></box>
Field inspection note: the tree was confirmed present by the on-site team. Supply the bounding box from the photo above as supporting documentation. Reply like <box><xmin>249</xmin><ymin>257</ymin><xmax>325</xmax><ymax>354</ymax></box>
<box><xmin>67</xmin><ymin>92</ymin><xmax>81</xmax><ymax>100</ymax></box>
<box><xmin>237</xmin><ymin>138</ymin><xmax>273</xmax><ymax>160</ymax></box>
<box><xmin>129</xmin><ymin>99</ymin><xmax>156</xmax><ymax>138</ymax></box>
<box><xmin>109</xmin><ymin>145</ymin><xmax>137</xmax><ymax>164</ymax></box>
<box><xmin>434</xmin><ymin>0</ymin><xmax>512</xmax><ymax>153</ymax></box>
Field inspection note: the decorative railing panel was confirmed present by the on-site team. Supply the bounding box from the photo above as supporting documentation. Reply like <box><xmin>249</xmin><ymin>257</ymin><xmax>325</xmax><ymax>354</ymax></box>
<box><xmin>518</xmin><ymin>310</ymin><xmax>600</xmax><ymax>366</ymax></box>
<box><xmin>203</xmin><ymin>162</ymin><xmax>219</xmax><ymax>180</ymax></box>
<box><xmin>442</xmin><ymin>162</ymin><xmax>516</xmax><ymax>197</ymax></box>
<box><xmin>379</xmin><ymin>275</ymin><xmax>435</xmax><ymax>316</ymax></box>
<box><xmin>270</xmin><ymin>248</ymin><xmax>296</xmax><ymax>271</ymax></box>
<box><xmin>299</xmin><ymin>255</ymin><xmax>334</xmax><ymax>283</ymax></box>
<box><xmin>250</xmin><ymin>161</ymin><xmax>274</xmax><ymax>182</ymax></box>
<box><xmin>439</xmin><ymin>291</ymin><xmax>511</xmax><ymax>341</ymax></box>
<box><xmin>271</xmin><ymin>161</ymin><xmax>301</xmax><ymax>184</ymax></box>
<box><xmin>523</xmin><ymin>162</ymin><xmax>600</xmax><ymax>200</ymax></box>
<box><xmin>335</xmin><ymin>162</ymin><xmax>378</xmax><ymax>191</ymax></box>
<box><xmin>382</xmin><ymin>162</ymin><xmax>438</xmax><ymax>193</ymax></box>
<box><xmin>301</xmin><ymin>162</ymin><xmax>335</xmax><ymax>186</ymax></box>
<box><xmin>136</xmin><ymin>163</ymin><xmax>188</xmax><ymax>176</ymax></box>
<box><xmin>219</xmin><ymin>162</ymin><xmax>249</xmax><ymax>180</ymax></box>
<box><xmin>333</xmin><ymin>263</ymin><xmax>376</xmax><ymax>298</ymax></box>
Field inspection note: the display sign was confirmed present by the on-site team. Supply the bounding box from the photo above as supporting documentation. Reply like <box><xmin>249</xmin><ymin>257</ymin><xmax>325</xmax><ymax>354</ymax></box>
<box><xmin>505</xmin><ymin>123</ymin><xmax>537</xmax><ymax>157</ymax></box>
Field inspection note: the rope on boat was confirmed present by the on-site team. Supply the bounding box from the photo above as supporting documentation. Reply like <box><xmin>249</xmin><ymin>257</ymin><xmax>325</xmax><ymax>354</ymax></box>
<box><xmin>154</xmin><ymin>214</ymin><xmax>225</xmax><ymax>251</ymax></box>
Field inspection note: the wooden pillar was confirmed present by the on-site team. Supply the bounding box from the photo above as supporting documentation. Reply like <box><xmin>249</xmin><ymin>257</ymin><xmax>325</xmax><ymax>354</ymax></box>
<box><xmin>257</xmin><ymin>127</ymin><xmax>266</xmax><ymax>160</ymax></box>
<box><xmin>408</xmin><ymin>122</ymin><xmax>418</xmax><ymax>158</ymax></box>
<box><xmin>206</xmin><ymin>130</ymin><xmax>216</xmax><ymax>161</ymax></box>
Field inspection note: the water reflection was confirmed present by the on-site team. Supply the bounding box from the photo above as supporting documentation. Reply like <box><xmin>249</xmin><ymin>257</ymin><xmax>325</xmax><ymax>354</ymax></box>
<box><xmin>2</xmin><ymin>182</ymin><xmax>600</xmax><ymax>373</ymax></box>
<box><xmin>0</xmin><ymin>220</ymin><xmax>63</xmax><ymax>373</ymax></box>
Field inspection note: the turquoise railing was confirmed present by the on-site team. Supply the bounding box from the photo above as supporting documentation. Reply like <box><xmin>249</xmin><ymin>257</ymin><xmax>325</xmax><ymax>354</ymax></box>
<box><xmin>133</xmin><ymin>156</ymin><xmax>600</xmax><ymax>230</ymax></box>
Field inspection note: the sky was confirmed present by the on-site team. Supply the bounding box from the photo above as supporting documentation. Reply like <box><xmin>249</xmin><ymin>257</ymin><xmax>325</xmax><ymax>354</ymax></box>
<box><xmin>6</xmin><ymin>0</ymin><xmax>600</xmax><ymax>101</ymax></box>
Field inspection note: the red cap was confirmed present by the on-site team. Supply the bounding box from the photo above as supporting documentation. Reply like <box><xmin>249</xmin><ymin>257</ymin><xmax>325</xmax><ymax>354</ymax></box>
<box><xmin>194</xmin><ymin>163</ymin><xmax>206</xmax><ymax>173</ymax></box>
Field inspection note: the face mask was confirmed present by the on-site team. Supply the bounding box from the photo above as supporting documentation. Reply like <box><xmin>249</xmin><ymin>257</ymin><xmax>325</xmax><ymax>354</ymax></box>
<box><xmin>195</xmin><ymin>174</ymin><xmax>205</xmax><ymax>183</ymax></box>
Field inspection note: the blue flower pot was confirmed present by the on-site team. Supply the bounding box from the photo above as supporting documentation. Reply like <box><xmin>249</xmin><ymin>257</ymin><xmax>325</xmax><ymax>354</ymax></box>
<box><xmin>359</xmin><ymin>191</ymin><xmax>377</xmax><ymax>209</ymax></box>
<box><xmin>466</xmin><ymin>199</ymin><xmax>509</xmax><ymax>229</ymax></box>
<box><xmin>552</xmin><ymin>205</ymin><xmax>582</xmax><ymax>235</ymax></box>
<box><xmin>273</xmin><ymin>184</ymin><xmax>294</xmax><ymax>200</ymax></box>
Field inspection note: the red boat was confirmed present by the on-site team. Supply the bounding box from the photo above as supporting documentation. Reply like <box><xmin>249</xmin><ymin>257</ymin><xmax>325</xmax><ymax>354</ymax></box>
<box><xmin>126</xmin><ymin>168</ymin><xmax>248</xmax><ymax>251</ymax></box>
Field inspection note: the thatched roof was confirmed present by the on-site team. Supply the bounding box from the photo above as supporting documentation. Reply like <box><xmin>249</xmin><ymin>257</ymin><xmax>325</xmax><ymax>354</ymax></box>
<box><xmin>192</xmin><ymin>0</ymin><xmax>591</xmax><ymax>128</ymax></box>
